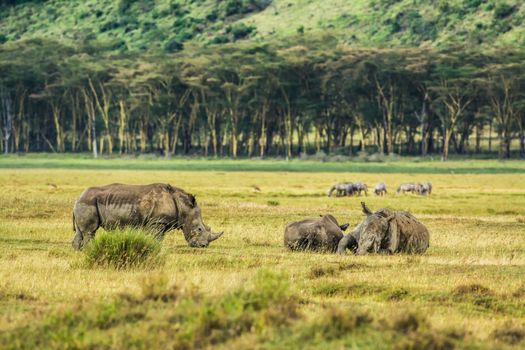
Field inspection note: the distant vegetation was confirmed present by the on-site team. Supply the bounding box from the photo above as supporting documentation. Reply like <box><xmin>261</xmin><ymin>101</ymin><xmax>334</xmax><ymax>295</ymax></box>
<box><xmin>0</xmin><ymin>1</ymin><xmax>524</xmax><ymax>160</ymax></box>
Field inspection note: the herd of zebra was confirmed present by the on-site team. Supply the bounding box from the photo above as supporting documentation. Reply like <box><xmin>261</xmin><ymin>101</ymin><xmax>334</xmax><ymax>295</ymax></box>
<box><xmin>327</xmin><ymin>182</ymin><xmax>432</xmax><ymax>197</ymax></box>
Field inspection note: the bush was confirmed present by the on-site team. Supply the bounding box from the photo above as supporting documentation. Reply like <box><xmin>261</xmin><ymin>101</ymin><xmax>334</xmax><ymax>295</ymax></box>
<box><xmin>227</xmin><ymin>23</ymin><xmax>256</xmax><ymax>40</ymax></box>
<box><xmin>462</xmin><ymin>0</ymin><xmax>482</xmax><ymax>10</ymax></box>
<box><xmin>165</xmin><ymin>38</ymin><xmax>184</xmax><ymax>53</ymax></box>
<box><xmin>221</xmin><ymin>0</ymin><xmax>272</xmax><ymax>17</ymax></box>
<box><xmin>210</xmin><ymin>34</ymin><xmax>230</xmax><ymax>44</ymax></box>
<box><xmin>82</xmin><ymin>228</ymin><xmax>164</xmax><ymax>270</ymax></box>
<box><xmin>494</xmin><ymin>3</ymin><xmax>515</xmax><ymax>19</ymax></box>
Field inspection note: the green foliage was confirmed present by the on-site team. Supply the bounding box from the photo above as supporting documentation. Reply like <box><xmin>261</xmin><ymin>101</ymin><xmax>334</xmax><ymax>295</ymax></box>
<box><xmin>0</xmin><ymin>269</ymin><xmax>298</xmax><ymax>349</ymax></box>
<box><xmin>221</xmin><ymin>0</ymin><xmax>272</xmax><ymax>17</ymax></box>
<box><xmin>226</xmin><ymin>22</ymin><xmax>256</xmax><ymax>40</ymax></box>
<box><xmin>494</xmin><ymin>3</ymin><xmax>515</xmax><ymax>19</ymax></box>
<box><xmin>462</xmin><ymin>0</ymin><xmax>483</xmax><ymax>10</ymax></box>
<box><xmin>165</xmin><ymin>38</ymin><xmax>183</xmax><ymax>52</ymax></box>
<box><xmin>82</xmin><ymin>228</ymin><xmax>164</xmax><ymax>270</ymax></box>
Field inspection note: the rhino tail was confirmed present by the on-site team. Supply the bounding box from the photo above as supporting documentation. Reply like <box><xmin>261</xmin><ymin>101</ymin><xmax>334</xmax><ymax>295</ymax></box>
<box><xmin>73</xmin><ymin>212</ymin><xmax>76</xmax><ymax>232</ymax></box>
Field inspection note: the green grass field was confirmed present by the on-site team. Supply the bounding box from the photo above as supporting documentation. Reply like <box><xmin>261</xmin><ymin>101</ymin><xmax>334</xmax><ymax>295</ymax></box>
<box><xmin>0</xmin><ymin>157</ymin><xmax>524</xmax><ymax>348</ymax></box>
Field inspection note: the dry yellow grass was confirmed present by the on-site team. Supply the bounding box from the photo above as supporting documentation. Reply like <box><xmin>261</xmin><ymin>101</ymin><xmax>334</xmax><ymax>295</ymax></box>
<box><xmin>0</xmin><ymin>167</ymin><xmax>524</xmax><ymax>348</ymax></box>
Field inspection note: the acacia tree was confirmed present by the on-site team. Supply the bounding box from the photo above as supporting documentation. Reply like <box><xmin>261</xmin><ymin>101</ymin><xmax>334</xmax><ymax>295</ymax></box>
<box><xmin>483</xmin><ymin>50</ymin><xmax>525</xmax><ymax>159</ymax></box>
<box><xmin>429</xmin><ymin>51</ymin><xmax>478</xmax><ymax>161</ymax></box>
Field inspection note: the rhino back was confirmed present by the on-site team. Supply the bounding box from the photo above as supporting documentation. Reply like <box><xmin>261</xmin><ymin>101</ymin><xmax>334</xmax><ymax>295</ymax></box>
<box><xmin>78</xmin><ymin>184</ymin><xmax>177</xmax><ymax>229</ymax></box>
<box><xmin>394</xmin><ymin>212</ymin><xmax>429</xmax><ymax>253</ymax></box>
<box><xmin>284</xmin><ymin>217</ymin><xmax>343</xmax><ymax>252</ymax></box>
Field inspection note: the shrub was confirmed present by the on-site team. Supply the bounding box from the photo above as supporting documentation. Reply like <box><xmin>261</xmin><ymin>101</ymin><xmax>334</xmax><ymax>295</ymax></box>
<box><xmin>493</xmin><ymin>323</ymin><xmax>525</xmax><ymax>345</ymax></box>
<box><xmin>221</xmin><ymin>0</ymin><xmax>272</xmax><ymax>17</ymax></box>
<box><xmin>165</xmin><ymin>38</ymin><xmax>184</xmax><ymax>53</ymax></box>
<box><xmin>210</xmin><ymin>34</ymin><xmax>230</xmax><ymax>44</ymax></box>
<box><xmin>462</xmin><ymin>0</ymin><xmax>482</xmax><ymax>10</ymax></box>
<box><xmin>309</xmin><ymin>307</ymin><xmax>372</xmax><ymax>340</ymax></box>
<box><xmin>82</xmin><ymin>228</ymin><xmax>164</xmax><ymax>270</ymax></box>
<box><xmin>494</xmin><ymin>3</ymin><xmax>515</xmax><ymax>19</ymax></box>
<box><xmin>227</xmin><ymin>23</ymin><xmax>256</xmax><ymax>40</ymax></box>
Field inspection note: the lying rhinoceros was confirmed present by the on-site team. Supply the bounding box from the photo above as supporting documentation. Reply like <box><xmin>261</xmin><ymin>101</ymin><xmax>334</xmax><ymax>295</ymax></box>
<box><xmin>284</xmin><ymin>214</ymin><xmax>349</xmax><ymax>252</ymax></box>
<box><xmin>337</xmin><ymin>202</ymin><xmax>429</xmax><ymax>255</ymax></box>
<box><xmin>72</xmin><ymin>183</ymin><xmax>223</xmax><ymax>249</ymax></box>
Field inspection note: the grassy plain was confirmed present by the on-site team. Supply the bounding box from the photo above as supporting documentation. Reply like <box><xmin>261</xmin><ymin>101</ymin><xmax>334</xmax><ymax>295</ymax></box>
<box><xmin>0</xmin><ymin>158</ymin><xmax>524</xmax><ymax>348</ymax></box>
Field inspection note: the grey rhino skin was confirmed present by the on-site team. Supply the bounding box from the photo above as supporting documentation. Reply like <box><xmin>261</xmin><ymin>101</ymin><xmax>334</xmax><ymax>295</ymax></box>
<box><xmin>417</xmin><ymin>182</ymin><xmax>432</xmax><ymax>196</ymax></box>
<box><xmin>396</xmin><ymin>183</ymin><xmax>418</xmax><ymax>194</ymax></box>
<box><xmin>284</xmin><ymin>214</ymin><xmax>349</xmax><ymax>252</ymax></box>
<box><xmin>327</xmin><ymin>182</ymin><xmax>354</xmax><ymax>197</ymax></box>
<box><xmin>337</xmin><ymin>202</ymin><xmax>429</xmax><ymax>255</ymax></box>
<box><xmin>352</xmin><ymin>182</ymin><xmax>368</xmax><ymax>196</ymax></box>
<box><xmin>374</xmin><ymin>182</ymin><xmax>387</xmax><ymax>196</ymax></box>
<box><xmin>72</xmin><ymin>183</ymin><xmax>223</xmax><ymax>250</ymax></box>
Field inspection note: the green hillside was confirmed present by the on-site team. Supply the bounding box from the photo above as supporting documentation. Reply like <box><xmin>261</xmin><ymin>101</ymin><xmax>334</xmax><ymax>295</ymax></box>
<box><xmin>1</xmin><ymin>0</ymin><xmax>524</xmax><ymax>52</ymax></box>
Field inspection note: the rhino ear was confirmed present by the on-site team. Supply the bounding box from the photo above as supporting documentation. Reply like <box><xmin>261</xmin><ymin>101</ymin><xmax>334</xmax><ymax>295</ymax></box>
<box><xmin>340</xmin><ymin>223</ymin><xmax>349</xmax><ymax>231</ymax></box>
<box><xmin>189</xmin><ymin>194</ymin><xmax>197</xmax><ymax>207</ymax></box>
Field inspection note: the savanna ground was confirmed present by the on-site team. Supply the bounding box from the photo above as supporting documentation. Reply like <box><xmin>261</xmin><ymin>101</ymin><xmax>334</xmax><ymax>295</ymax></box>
<box><xmin>0</xmin><ymin>156</ymin><xmax>524</xmax><ymax>349</ymax></box>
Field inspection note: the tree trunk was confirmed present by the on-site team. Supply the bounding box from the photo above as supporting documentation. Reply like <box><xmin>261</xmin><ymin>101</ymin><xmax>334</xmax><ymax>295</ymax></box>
<box><xmin>488</xmin><ymin>120</ymin><xmax>492</xmax><ymax>153</ymax></box>
<box><xmin>51</xmin><ymin>103</ymin><xmax>65</xmax><ymax>153</ymax></box>
<box><xmin>259</xmin><ymin>114</ymin><xmax>266</xmax><ymax>158</ymax></box>
<box><xmin>475</xmin><ymin>124</ymin><xmax>482</xmax><ymax>154</ymax></box>
<box><xmin>442</xmin><ymin>127</ymin><xmax>451</xmax><ymax>161</ymax></box>
<box><xmin>1</xmin><ymin>90</ymin><xmax>13</xmax><ymax>155</ymax></box>
<box><xmin>118</xmin><ymin>99</ymin><xmax>127</xmax><ymax>155</ymax></box>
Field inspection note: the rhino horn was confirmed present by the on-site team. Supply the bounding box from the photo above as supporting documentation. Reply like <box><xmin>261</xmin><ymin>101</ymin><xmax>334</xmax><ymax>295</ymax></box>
<box><xmin>361</xmin><ymin>202</ymin><xmax>373</xmax><ymax>216</ymax></box>
<box><xmin>208</xmin><ymin>231</ymin><xmax>224</xmax><ymax>242</ymax></box>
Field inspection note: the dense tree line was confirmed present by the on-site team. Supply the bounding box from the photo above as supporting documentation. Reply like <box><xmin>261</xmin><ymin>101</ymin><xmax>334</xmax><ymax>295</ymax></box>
<box><xmin>1</xmin><ymin>36</ymin><xmax>525</xmax><ymax>159</ymax></box>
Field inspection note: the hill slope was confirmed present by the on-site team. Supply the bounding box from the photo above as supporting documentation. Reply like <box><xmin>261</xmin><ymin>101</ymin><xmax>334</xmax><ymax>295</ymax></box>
<box><xmin>1</xmin><ymin>0</ymin><xmax>524</xmax><ymax>52</ymax></box>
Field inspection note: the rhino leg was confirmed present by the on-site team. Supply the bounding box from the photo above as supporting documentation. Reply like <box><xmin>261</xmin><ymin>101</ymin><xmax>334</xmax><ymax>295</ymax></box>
<box><xmin>72</xmin><ymin>229</ymin><xmax>83</xmax><ymax>250</ymax></box>
<box><xmin>73</xmin><ymin>203</ymin><xmax>100</xmax><ymax>250</ymax></box>
<box><xmin>336</xmin><ymin>233</ymin><xmax>358</xmax><ymax>254</ymax></box>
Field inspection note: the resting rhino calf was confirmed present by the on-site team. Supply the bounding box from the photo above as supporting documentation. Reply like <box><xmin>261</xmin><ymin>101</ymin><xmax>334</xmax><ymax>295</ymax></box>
<box><xmin>328</xmin><ymin>182</ymin><xmax>354</xmax><ymax>197</ymax></box>
<box><xmin>72</xmin><ymin>183</ymin><xmax>223</xmax><ymax>250</ymax></box>
<box><xmin>284</xmin><ymin>214</ymin><xmax>349</xmax><ymax>252</ymax></box>
<box><xmin>374</xmin><ymin>182</ymin><xmax>387</xmax><ymax>196</ymax></box>
<box><xmin>337</xmin><ymin>202</ymin><xmax>429</xmax><ymax>255</ymax></box>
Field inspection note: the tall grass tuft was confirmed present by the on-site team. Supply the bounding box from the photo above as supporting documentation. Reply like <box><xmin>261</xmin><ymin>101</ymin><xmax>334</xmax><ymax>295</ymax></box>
<box><xmin>82</xmin><ymin>228</ymin><xmax>164</xmax><ymax>270</ymax></box>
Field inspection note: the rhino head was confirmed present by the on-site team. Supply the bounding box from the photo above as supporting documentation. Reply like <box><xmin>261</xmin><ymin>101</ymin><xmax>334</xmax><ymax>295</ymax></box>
<box><xmin>355</xmin><ymin>202</ymin><xmax>394</xmax><ymax>255</ymax></box>
<box><xmin>337</xmin><ymin>202</ymin><xmax>394</xmax><ymax>255</ymax></box>
<box><xmin>181</xmin><ymin>195</ymin><xmax>223</xmax><ymax>248</ymax></box>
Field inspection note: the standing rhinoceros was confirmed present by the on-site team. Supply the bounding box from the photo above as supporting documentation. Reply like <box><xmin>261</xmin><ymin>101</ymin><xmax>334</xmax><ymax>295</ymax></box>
<box><xmin>327</xmin><ymin>182</ymin><xmax>354</xmax><ymax>197</ymax></box>
<box><xmin>417</xmin><ymin>182</ymin><xmax>432</xmax><ymax>196</ymax></box>
<box><xmin>337</xmin><ymin>202</ymin><xmax>429</xmax><ymax>255</ymax></box>
<box><xmin>396</xmin><ymin>183</ymin><xmax>418</xmax><ymax>194</ymax></box>
<box><xmin>72</xmin><ymin>183</ymin><xmax>223</xmax><ymax>250</ymax></box>
<box><xmin>374</xmin><ymin>182</ymin><xmax>387</xmax><ymax>196</ymax></box>
<box><xmin>284</xmin><ymin>214</ymin><xmax>349</xmax><ymax>252</ymax></box>
<box><xmin>352</xmin><ymin>182</ymin><xmax>368</xmax><ymax>196</ymax></box>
